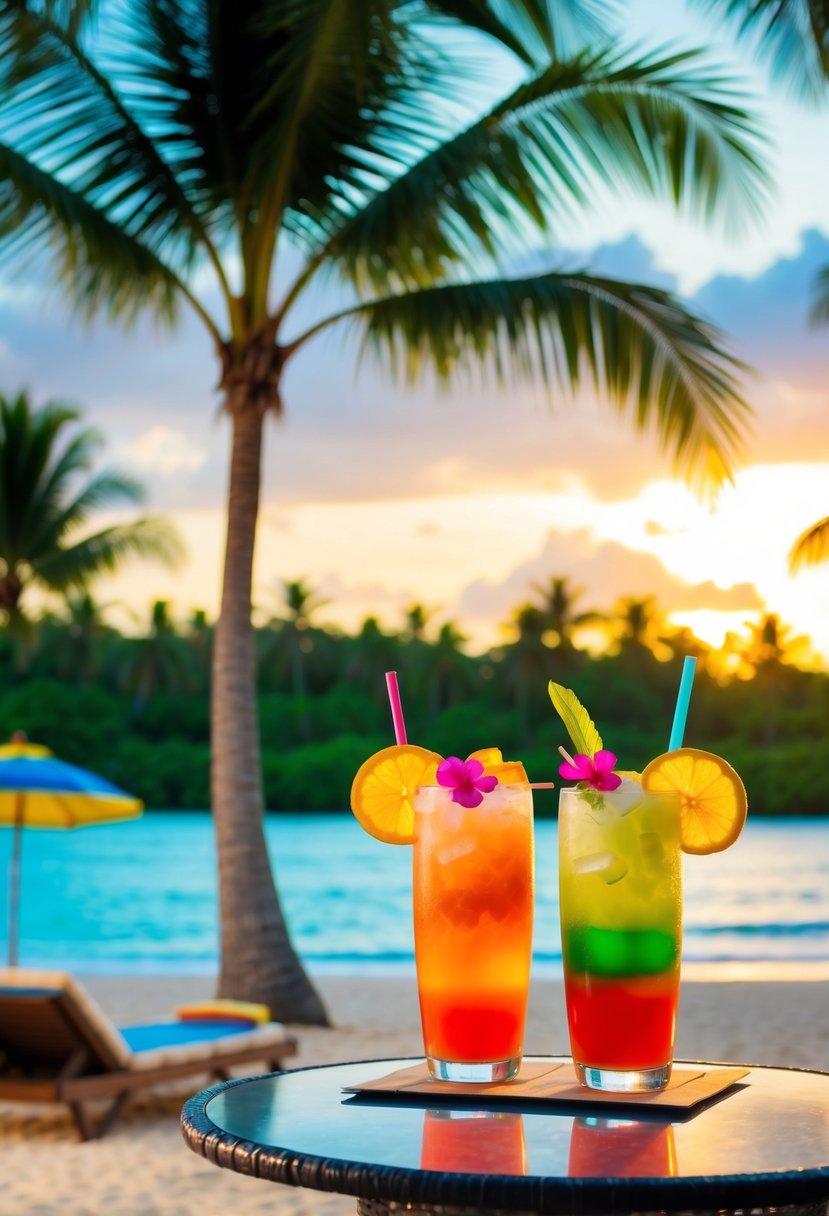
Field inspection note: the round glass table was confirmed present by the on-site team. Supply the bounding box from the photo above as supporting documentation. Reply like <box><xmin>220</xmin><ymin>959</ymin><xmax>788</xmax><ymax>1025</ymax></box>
<box><xmin>181</xmin><ymin>1056</ymin><xmax>829</xmax><ymax>1216</ymax></box>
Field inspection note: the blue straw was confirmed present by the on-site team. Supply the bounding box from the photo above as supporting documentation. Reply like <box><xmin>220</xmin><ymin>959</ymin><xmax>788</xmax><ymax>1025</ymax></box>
<box><xmin>669</xmin><ymin>656</ymin><xmax>697</xmax><ymax>750</ymax></box>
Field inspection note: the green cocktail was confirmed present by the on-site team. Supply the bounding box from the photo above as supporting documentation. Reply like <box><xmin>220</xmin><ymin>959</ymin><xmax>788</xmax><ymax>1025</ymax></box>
<box><xmin>558</xmin><ymin>782</ymin><xmax>682</xmax><ymax>1091</ymax></box>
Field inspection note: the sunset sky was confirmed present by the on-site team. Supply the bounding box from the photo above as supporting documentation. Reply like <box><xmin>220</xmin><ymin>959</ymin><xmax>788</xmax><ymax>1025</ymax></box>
<box><xmin>2</xmin><ymin>0</ymin><xmax>828</xmax><ymax>664</ymax></box>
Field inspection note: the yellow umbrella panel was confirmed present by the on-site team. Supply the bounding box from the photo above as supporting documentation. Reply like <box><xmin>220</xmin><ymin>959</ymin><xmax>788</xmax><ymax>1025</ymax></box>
<box><xmin>0</xmin><ymin>739</ymin><xmax>142</xmax><ymax>965</ymax></box>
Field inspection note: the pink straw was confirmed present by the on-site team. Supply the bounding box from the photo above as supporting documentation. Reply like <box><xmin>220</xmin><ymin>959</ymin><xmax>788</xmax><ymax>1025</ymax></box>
<box><xmin>385</xmin><ymin>671</ymin><xmax>408</xmax><ymax>745</ymax></box>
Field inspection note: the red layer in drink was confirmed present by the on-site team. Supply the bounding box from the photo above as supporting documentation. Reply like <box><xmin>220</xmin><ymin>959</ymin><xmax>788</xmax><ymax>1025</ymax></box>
<box><xmin>418</xmin><ymin>991</ymin><xmax>524</xmax><ymax>1063</ymax></box>
<box><xmin>565</xmin><ymin>971</ymin><xmax>679</xmax><ymax>1071</ymax></box>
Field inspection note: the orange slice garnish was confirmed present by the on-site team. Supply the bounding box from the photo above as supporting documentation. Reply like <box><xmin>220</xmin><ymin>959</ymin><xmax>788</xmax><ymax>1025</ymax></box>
<box><xmin>467</xmin><ymin>747</ymin><xmax>528</xmax><ymax>785</ymax></box>
<box><xmin>350</xmin><ymin>745</ymin><xmax>442</xmax><ymax>844</ymax></box>
<box><xmin>642</xmin><ymin>748</ymin><xmax>747</xmax><ymax>855</ymax></box>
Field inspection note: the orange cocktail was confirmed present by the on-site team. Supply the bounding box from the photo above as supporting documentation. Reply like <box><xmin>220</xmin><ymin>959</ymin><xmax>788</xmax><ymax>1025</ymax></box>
<box><xmin>421</xmin><ymin>1110</ymin><xmax>527</xmax><ymax>1174</ymax></box>
<box><xmin>413</xmin><ymin>782</ymin><xmax>534</xmax><ymax>1082</ymax></box>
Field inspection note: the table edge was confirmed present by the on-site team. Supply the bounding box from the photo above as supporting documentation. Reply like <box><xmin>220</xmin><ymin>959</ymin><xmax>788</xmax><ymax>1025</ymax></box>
<box><xmin>180</xmin><ymin>1057</ymin><xmax>829</xmax><ymax>1214</ymax></box>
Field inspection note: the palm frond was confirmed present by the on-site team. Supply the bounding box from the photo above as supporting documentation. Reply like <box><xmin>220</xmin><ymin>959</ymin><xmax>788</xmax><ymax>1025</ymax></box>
<box><xmin>304</xmin><ymin>270</ymin><xmax>750</xmax><ymax>492</ymax></box>
<box><xmin>0</xmin><ymin>4</ymin><xmax>216</xmax><ymax>271</ymax></box>
<box><xmin>693</xmin><ymin>0</ymin><xmax>829</xmax><ymax>100</ymax></box>
<box><xmin>422</xmin><ymin>0</ymin><xmax>614</xmax><ymax>63</ymax></box>
<box><xmin>253</xmin><ymin>2</ymin><xmax>454</xmax><ymax>272</ymax></box>
<box><xmin>789</xmin><ymin>516</ymin><xmax>829</xmax><ymax>571</ymax></box>
<box><xmin>288</xmin><ymin>45</ymin><xmax>768</xmax><ymax>302</ymax></box>
<box><xmin>31</xmin><ymin>471</ymin><xmax>145</xmax><ymax>559</ymax></box>
<box><xmin>810</xmin><ymin>263</ymin><xmax>829</xmax><ymax>324</ymax></box>
<box><xmin>10</xmin><ymin>0</ymin><xmax>100</xmax><ymax>38</ymax></box>
<box><xmin>22</xmin><ymin>427</ymin><xmax>106</xmax><ymax>532</ymax></box>
<box><xmin>0</xmin><ymin>392</ymin><xmax>86</xmax><ymax>557</ymax></box>
<box><xmin>0</xmin><ymin>140</ymin><xmax>181</xmax><ymax>322</ymax></box>
<box><xmin>32</xmin><ymin>517</ymin><xmax>185</xmax><ymax>592</ymax></box>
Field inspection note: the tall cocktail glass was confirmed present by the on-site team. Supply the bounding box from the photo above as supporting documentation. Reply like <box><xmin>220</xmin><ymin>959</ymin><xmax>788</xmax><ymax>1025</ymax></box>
<box><xmin>413</xmin><ymin>782</ymin><xmax>534</xmax><ymax>1082</ymax></box>
<box><xmin>558</xmin><ymin>785</ymin><xmax>682</xmax><ymax>1092</ymax></box>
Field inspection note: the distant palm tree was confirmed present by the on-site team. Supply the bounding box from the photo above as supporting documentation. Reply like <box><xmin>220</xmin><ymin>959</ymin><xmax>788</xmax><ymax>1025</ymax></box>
<box><xmin>611</xmin><ymin>595</ymin><xmax>668</xmax><ymax>661</ymax></box>
<box><xmin>427</xmin><ymin>620</ymin><xmax>476</xmax><ymax>716</ymax></box>
<box><xmin>260</xmin><ymin>578</ymin><xmax>326</xmax><ymax>737</ymax></box>
<box><xmin>118</xmin><ymin>599</ymin><xmax>196</xmax><ymax>714</ymax></box>
<box><xmin>185</xmin><ymin>607</ymin><xmax>213</xmax><ymax>693</ymax></box>
<box><xmin>41</xmin><ymin>591</ymin><xmax>117</xmax><ymax>684</ymax></box>
<box><xmin>502</xmin><ymin>602</ymin><xmax>550</xmax><ymax>741</ymax></box>
<box><xmin>0</xmin><ymin>391</ymin><xmax>180</xmax><ymax>628</ymax></box>
<box><xmin>0</xmin><ymin>1</ymin><xmax>766</xmax><ymax>1019</ymax></box>
<box><xmin>501</xmin><ymin>578</ymin><xmax>598</xmax><ymax>728</ymax></box>
<box><xmin>743</xmin><ymin>612</ymin><xmax>810</xmax><ymax>669</ymax></box>
<box><xmin>531</xmin><ymin>575</ymin><xmax>602</xmax><ymax>656</ymax></box>
<box><xmin>344</xmin><ymin>616</ymin><xmax>402</xmax><ymax>691</ymax></box>
<box><xmin>738</xmin><ymin>611</ymin><xmax>812</xmax><ymax>738</ymax></box>
<box><xmin>404</xmin><ymin>603</ymin><xmax>433</xmax><ymax>643</ymax></box>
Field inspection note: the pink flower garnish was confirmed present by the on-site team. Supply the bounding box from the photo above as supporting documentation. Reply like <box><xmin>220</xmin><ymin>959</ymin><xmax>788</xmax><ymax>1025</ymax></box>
<box><xmin>437</xmin><ymin>756</ymin><xmax>498</xmax><ymax>808</ymax></box>
<box><xmin>558</xmin><ymin>749</ymin><xmax>622</xmax><ymax>792</ymax></box>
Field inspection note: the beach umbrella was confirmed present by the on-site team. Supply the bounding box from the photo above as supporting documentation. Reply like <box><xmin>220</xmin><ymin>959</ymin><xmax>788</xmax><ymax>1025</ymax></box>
<box><xmin>0</xmin><ymin>733</ymin><xmax>142</xmax><ymax>965</ymax></box>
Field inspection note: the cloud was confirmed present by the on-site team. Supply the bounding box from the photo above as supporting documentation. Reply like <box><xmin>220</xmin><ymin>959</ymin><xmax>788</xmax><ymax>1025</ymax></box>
<box><xmin>457</xmin><ymin>530</ymin><xmax>764</xmax><ymax>627</ymax></box>
<box><xmin>2</xmin><ymin>227</ymin><xmax>828</xmax><ymax>512</ymax></box>
<box><xmin>694</xmin><ymin>228</ymin><xmax>829</xmax><ymax>364</ymax></box>
<box><xmin>122</xmin><ymin>426</ymin><xmax>207</xmax><ymax>477</ymax></box>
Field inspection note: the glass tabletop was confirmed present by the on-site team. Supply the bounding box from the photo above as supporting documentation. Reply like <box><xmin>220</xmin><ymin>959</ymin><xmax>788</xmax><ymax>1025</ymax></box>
<box><xmin>185</xmin><ymin>1056</ymin><xmax>829</xmax><ymax>1210</ymax></box>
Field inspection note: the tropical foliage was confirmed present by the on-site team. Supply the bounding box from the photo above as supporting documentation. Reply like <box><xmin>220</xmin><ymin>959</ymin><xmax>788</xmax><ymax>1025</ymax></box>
<box><xmin>700</xmin><ymin>0</ymin><xmax>829</xmax><ymax>100</ymax></box>
<box><xmin>1</xmin><ymin>583</ymin><xmax>825</xmax><ymax>817</ymax></box>
<box><xmin>0</xmin><ymin>0</ymin><xmax>770</xmax><ymax>1018</ymax></box>
<box><xmin>0</xmin><ymin>391</ymin><xmax>181</xmax><ymax>628</ymax></box>
<box><xmin>789</xmin><ymin>517</ymin><xmax>829</xmax><ymax>570</ymax></box>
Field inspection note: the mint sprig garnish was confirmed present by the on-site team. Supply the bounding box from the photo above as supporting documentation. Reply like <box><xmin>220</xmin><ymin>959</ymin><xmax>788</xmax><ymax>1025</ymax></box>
<box><xmin>548</xmin><ymin>681</ymin><xmax>603</xmax><ymax>758</ymax></box>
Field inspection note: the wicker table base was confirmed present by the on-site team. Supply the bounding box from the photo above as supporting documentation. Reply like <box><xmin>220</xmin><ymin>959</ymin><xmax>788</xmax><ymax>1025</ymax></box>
<box><xmin>357</xmin><ymin>1199</ymin><xmax>829</xmax><ymax>1216</ymax></box>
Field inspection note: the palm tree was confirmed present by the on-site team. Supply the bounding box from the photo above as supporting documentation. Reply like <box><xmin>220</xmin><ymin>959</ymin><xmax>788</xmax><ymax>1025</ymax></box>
<box><xmin>39</xmin><ymin>590</ymin><xmax>117</xmax><ymax>683</ymax></box>
<box><xmin>0</xmin><ymin>1</ymin><xmax>767</xmax><ymax>1020</ymax></box>
<box><xmin>742</xmin><ymin>611</ymin><xmax>810</xmax><ymax>669</ymax></box>
<box><xmin>0</xmin><ymin>391</ymin><xmax>180</xmax><ymax>627</ymax></box>
<box><xmin>427</xmin><ymin>620</ymin><xmax>477</xmax><ymax>716</ymax></box>
<box><xmin>404</xmin><ymin>603</ymin><xmax>433</xmax><ymax>643</ymax></box>
<box><xmin>260</xmin><ymin>577</ymin><xmax>325</xmax><ymax>738</ymax></box>
<box><xmin>610</xmin><ymin>594</ymin><xmax>669</xmax><ymax>664</ymax></box>
<box><xmin>343</xmin><ymin>615</ymin><xmax>402</xmax><ymax>691</ymax></box>
<box><xmin>501</xmin><ymin>602</ymin><xmax>550</xmax><ymax>741</ymax></box>
<box><xmin>118</xmin><ymin>599</ymin><xmax>196</xmax><ymax>714</ymax></box>
<box><xmin>531</xmin><ymin>575</ymin><xmax>601</xmax><ymax>657</ymax></box>
<box><xmin>185</xmin><ymin>607</ymin><xmax>213</xmax><ymax>693</ymax></box>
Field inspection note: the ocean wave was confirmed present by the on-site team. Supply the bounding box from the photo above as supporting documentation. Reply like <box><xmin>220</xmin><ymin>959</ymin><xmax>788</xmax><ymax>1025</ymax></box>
<box><xmin>688</xmin><ymin>921</ymin><xmax>829</xmax><ymax>936</ymax></box>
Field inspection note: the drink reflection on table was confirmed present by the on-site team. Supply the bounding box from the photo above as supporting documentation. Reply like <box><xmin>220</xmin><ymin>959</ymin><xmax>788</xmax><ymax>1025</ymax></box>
<box><xmin>568</xmin><ymin>1115</ymin><xmax>678</xmax><ymax>1178</ymax></box>
<box><xmin>420</xmin><ymin>1109</ymin><xmax>527</xmax><ymax>1175</ymax></box>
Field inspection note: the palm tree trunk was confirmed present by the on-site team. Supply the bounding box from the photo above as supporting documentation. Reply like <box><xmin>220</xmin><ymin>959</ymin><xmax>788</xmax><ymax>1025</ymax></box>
<box><xmin>212</xmin><ymin>395</ymin><xmax>329</xmax><ymax>1024</ymax></box>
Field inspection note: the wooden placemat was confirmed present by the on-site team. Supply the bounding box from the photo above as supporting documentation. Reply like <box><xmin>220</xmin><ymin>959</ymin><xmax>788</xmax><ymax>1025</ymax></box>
<box><xmin>343</xmin><ymin>1061</ymin><xmax>750</xmax><ymax>1113</ymax></box>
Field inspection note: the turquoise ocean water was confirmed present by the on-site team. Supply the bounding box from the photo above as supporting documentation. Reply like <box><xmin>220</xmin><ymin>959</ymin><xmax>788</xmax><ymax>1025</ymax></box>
<box><xmin>1</xmin><ymin>814</ymin><xmax>828</xmax><ymax>975</ymax></box>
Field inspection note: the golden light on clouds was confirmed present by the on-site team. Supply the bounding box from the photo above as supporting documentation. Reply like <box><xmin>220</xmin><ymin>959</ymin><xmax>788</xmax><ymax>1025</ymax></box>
<box><xmin>90</xmin><ymin>460</ymin><xmax>829</xmax><ymax>668</ymax></box>
<box><xmin>665</xmin><ymin>609</ymin><xmax>750</xmax><ymax>650</ymax></box>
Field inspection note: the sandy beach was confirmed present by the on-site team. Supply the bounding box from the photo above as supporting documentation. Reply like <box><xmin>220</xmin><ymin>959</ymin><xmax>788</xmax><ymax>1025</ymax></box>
<box><xmin>2</xmin><ymin>972</ymin><xmax>829</xmax><ymax>1216</ymax></box>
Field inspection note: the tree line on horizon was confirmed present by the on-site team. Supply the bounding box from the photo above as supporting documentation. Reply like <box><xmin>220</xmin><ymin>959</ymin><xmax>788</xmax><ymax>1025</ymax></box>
<box><xmin>0</xmin><ymin>575</ymin><xmax>824</xmax><ymax>817</ymax></box>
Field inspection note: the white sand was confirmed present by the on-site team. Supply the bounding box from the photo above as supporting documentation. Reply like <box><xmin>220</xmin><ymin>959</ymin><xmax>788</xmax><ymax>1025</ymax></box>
<box><xmin>2</xmin><ymin>973</ymin><xmax>829</xmax><ymax>1215</ymax></box>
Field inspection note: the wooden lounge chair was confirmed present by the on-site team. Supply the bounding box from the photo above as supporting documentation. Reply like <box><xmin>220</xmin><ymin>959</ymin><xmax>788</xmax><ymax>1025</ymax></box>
<box><xmin>0</xmin><ymin>968</ymin><xmax>297</xmax><ymax>1140</ymax></box>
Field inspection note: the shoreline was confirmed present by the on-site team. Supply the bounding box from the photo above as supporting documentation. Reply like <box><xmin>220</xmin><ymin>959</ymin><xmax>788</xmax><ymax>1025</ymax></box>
<box><xmin>2</xmin><ymin>973</ymin><xmax>829</xmax><ymax>1215</ymax></box>
<box><xmin>15</xmin><ymin>957</ymin><xmax>829</xmax><ymax>982</ymax></box>
<box><xmin>77</xmin><ymin>973</ymin><xmax>829</xmax><ymax>1071</ymax></box>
